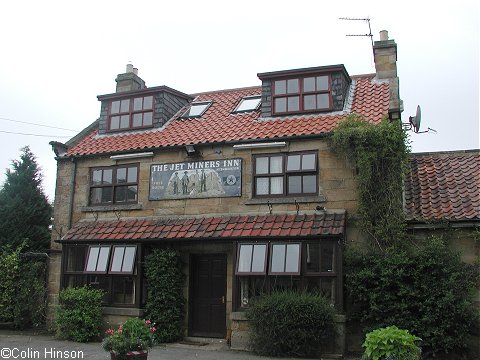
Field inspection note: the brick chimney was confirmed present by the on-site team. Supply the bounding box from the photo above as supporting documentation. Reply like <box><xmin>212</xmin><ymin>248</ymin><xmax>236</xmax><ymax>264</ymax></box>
<box><xmin>373</xmin><ymin>30</ymin><xmax>402</xmax><ymax>120</ymax></box>
<box><xmin>115</xmin><ymin>64</ymin><xmax>146</xmax><ymax>93</ymax></box>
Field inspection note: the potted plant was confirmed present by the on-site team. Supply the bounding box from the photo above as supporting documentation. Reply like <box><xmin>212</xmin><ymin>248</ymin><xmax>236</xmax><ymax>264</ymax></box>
<box><xmin>102</xmin><ymin>318</ymin><xmax>156</xmax><ymax>360</ymax></box>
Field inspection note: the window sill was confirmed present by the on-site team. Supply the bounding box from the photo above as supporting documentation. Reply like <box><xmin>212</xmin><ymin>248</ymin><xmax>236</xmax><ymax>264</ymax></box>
<box><xmin>102</xmin><ymin>307</ymin><xmax>144</xmax><ymax>317</ymax></box>
<box><xmin>81</xmin><ymin>204</ymin><xmax>143</xmax><ymax>212</ymax></box>
<box><xmin>245</xmin><ymin>195</ymin><xmax>326</xmax><ymax>205</ymax></box>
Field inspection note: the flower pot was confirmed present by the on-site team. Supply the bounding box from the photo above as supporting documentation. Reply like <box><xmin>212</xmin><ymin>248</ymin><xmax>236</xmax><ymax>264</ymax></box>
<box><xmin>110</xmin><ymin>350</ymin><xmax>148</xmax><ymax>360</ymax></box>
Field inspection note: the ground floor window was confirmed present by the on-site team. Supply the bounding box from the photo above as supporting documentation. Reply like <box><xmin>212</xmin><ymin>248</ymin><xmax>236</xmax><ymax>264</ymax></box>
<box><xmin>235</xmin><ymin>239</ymin><xmax>342</xmax><ymax>310</ymax></box>
<box><xmin>62</xmin><ymin>244</ymin><xmax>139</xmax><ymax>306</ymax></box>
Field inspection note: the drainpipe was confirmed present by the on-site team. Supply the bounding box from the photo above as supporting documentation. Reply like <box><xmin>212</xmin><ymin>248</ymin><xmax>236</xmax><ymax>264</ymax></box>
<box><xmin>67</xmin><ymin>157</ymin><xmax>77</xmax><ymax>230</ymax></box>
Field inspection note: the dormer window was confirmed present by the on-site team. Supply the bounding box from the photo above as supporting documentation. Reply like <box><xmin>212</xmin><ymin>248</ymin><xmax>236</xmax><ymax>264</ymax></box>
<box><xmin>182</xmin><ymin>101</ymin><xmax>212</xmax><ymax>118</ymax></box>
<box><xmin>109</xmin><ymin>95</ymin><xmax>154</xmax><ymax>130</ymax></box>
<box><xmin>234</xmin><ymin>96</ymin><xmax>261</xmax><ymax>113</ymax></box>
<box><xmin>273</xmin><ymin>75</ymin><xmax>331</xmax><ymax>115</ymax></box>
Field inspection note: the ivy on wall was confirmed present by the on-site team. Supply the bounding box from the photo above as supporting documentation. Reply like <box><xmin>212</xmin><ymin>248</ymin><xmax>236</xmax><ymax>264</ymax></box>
<box><xmin>329</xmin><ymin>114</ymin><xmax>410</xmax><ymax>249</ymax></box>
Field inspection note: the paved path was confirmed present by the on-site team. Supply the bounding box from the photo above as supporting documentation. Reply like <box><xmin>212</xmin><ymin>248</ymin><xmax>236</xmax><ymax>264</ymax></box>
<box><xmin>0</xmin><ymin>331</ymin><xmax>360</xmax><ymax>360</ymax></box>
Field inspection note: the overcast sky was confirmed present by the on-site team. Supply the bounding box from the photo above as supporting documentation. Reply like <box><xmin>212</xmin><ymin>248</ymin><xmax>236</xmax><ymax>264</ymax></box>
<box><xmin>0</xmin><ymin>0</ymin><xmax>478</xmax><ymax>201</ymax></box>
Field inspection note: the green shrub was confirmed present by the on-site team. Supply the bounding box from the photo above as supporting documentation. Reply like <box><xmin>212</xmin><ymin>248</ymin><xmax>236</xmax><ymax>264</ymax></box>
<box><xmin>55</xmin><ymin>286</ymin><xmax>104</xmax><ymax>342</ymax></box>
<box><xmin>346</xmin><ymin>238</ymin><xmax>479</xmax><ymax>357</ymax></box>
<box><xmin>246</xmin><ymin>291</ymin><xmax>336</xmax><ymax>357</ymax></box>
<box><xmin>0</xmin><ymin>247</ymin><xmax>47</xmax><ymax>328</ymax></box>
<box><xmin>362</xmin><ymin>326</ymin><xmax>421</xmax><ymax>360</ymax></box>
<box><xmin>144</xmin><ymin>248</ymin><xmax>185</xmax><ymax>342</ymax></box>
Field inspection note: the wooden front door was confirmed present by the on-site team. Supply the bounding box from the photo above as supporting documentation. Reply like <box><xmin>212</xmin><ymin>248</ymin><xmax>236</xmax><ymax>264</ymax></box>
<box><xmin>189</xmin><ymin>254</ymin><xmax>227</xmax><ymax>338</ymax></box>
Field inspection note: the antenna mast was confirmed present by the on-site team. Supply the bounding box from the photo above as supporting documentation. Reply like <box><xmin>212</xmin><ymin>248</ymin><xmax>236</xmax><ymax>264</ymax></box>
<box><xmin>339</xmin><ymin>17</ymin><xmax>374</xmax><ymax>49</ymax></box>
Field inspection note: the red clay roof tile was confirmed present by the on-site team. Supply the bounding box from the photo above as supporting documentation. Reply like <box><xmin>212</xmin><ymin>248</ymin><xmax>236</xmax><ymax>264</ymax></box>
<box><xmin>61</xmin><ymin>213</ymin><xmax>345</xmax><ymax>242</ymax></box>
<box><xmin>66</xmin><ymin>75</ymin><xmax>389</xmax><ymax>157</ymax></box>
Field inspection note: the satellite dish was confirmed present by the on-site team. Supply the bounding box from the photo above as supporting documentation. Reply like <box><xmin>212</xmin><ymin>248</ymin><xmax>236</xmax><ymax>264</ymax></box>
<box><xmin>409</xmin><ymin>105</ymin><xmax>421</xmax><ymax>133</ymax></box>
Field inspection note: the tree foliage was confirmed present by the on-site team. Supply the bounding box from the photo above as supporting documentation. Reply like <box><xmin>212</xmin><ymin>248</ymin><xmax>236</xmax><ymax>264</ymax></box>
<box><xmin>0</xmin><ymin>146</ymin><xmax>52</xmax><ymax>252</ymax></box>
<box><xmin>144</xmin><ymin>248</ymin><xmax>185</xmax><ymax>343</ymax></box>
<box><xmin>329</xmin><ymin>115</ymin><xmax>410</xmax><ymax>249</ymax></box>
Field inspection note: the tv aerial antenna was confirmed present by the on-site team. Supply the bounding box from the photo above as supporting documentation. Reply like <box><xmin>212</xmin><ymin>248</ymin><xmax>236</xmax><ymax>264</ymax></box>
<box><xmin>339</xmin><ymin>17</ymin><xmax>374</xmax><ymax>49</ymax></box>
<box><xmin>403</xmin><ymin>105</ymin><xmax>437</xmax><ymax>134</ymax></box>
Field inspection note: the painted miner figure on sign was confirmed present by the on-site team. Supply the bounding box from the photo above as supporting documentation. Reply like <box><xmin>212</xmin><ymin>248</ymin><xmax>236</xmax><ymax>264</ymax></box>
<box><xmin>149</xmin><ymin>159</ymin><xmax>242</xmax><ymax>200</ymax></box>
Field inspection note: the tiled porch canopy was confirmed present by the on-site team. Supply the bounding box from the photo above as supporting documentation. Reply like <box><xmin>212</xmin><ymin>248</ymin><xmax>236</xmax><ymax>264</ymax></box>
<box><xmin>60</xmin><ymin>212</ymin><xmax>345</xmax><ymax>243</ymax></box>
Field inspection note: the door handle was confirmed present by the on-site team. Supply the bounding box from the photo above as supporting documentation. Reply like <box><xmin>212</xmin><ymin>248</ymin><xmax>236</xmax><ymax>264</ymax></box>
<box><xmin>221</xmin><ymin>296</ymin><xmax>225</xmax><ymax>304</ymax></box>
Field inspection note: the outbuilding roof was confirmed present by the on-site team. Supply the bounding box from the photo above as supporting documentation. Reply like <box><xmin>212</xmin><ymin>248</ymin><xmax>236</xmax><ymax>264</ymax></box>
<box><xmin>404</xmin><ymin>150</ymin><xmax>480</xmax><ymax>223</ymax></box>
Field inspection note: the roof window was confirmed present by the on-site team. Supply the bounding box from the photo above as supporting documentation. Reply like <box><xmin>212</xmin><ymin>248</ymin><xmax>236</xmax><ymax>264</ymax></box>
<box><xmin>234</xmin><ymin>96</ymin><xmax>261</xmax><ymax>113</ymax></box>
<box><xmin>182</xmin><ymin>101</ymin><xmax>212</xmax><ymax>118</ymax></box>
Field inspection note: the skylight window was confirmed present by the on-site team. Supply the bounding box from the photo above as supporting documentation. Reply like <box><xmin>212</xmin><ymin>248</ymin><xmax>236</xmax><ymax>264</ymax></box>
<box><xmin>182</xmin><ymin>102</ymin><xmax>212</xmax><ymax>118</ymax></box>
<box><xmin>234</xmin><ymin>96</ymin><xmax>261</xmax><ymax>112</ymax></box>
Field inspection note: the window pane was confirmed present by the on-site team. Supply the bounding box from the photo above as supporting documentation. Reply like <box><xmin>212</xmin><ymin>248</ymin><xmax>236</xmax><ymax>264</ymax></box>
<box><xmin>270</xmin><ymin>156</ymin><xmax>283</xmax><ymax>173</ymax></box>
<box><xmin>303</xmin><ymin>175</ymin><xmax>317</xmax><ymax>193</ymax></box>
<box><xmin>186</xmin><ymin>104</ymin><xmax>208</xmax><ymax>117</ymax></box>
<box><xmin>122</xmin><ymin>247</ymin><xmax>136</xmax><ymax>272</ymax></box>
<box><xmin>317</xmin><ymin>94</ymin><xmax>329</xmax><ymax>109</ymax></box>
<box><xmin>132</xmin><ymin>113</ymin><xmax>142</xmax><ymax>127</ymax></box>
<box><xmin>85</xmin><ymin>247</ymin><xmax>99</xmax><ymax>272</ymax></box>
<box><xmin>143</xmin><ymin>96</ymin><xmax>153</xmax><ymax>110</ymax></box>
<box><xmin>287</xmin><ymin>155</ymin><xmax>301</xmax><ymax>171</ymax></box>
<box><xmin>111</xmin><ymin>116</ymin><xmax>120</xmax><ymax>129</ymax></box>
<box><xmin>111</xmin><ymin>246</ymin><xmax>125</xmax><ymax>272</ymax></box>
<box><xmin>120</xmin><ymin>115</ymin><xmax>130</xmax><ymax>128</ymax></box>
<box><xmin>255</xmin><ymin>157</ymin><xmax>269</xmax><ymax>174</ymax></box>
<box><xmin>274</xmin><ymin>80</ymin><xmax>286</xmax><ymax>95</ymax></box>
<box><xmin>304</xmin><ymin>94</ymin><xmax>316</xmax><ymax>110</ymax></box>
<box><xmin>321</xmin><ymin>242</ymin><xmax>334</xmax><ymax>272</ymax></box>
<box><xmin>288</xmin><ymin>176</ymin><xmax>302</xmax><ymax>194</ymax></box>
<box><xmin>251</xmin><ymin>244</ymin><xmax>267</xmax><ymax>272</ymax></box>
<box><xmin>236</xmin><ymin>97</ymin><xmax>261</xmax><ymax>112</ymax></box>
<box><xmin>270</xmin><ymin>177</ymin><xmax>283</xmax><ymax>195</ymax></box>
<box><xmin>302</xmin><ymin>153</ymin><xmax>316</xmax><ymax>170</ymax></box>
<box><xmin>120</xmin><ymin>99</ymin><xmax>130</xmax><ymax>112</ymax></box>
<box><xmin>90</xmin><ymin>188</ymin><xmax>102</xmax><ymax>204</ymax></box>
<box><xmin>256</xmin><ymin>178</ymin><xmax>269</xmax><ymax>195</ymax></box>
<box><xmin>127</xmin><ymin>166</ymin><xmax>138</xmax><ymax>183</ymax></box>
<box><xmin>287</xmin><ymin>79</ymin><xmax>299</xmax><ymax>94</ymax></box>
<box><xmin>103</xmin><ymin>169</ymin><xmax>113</xmax><ymax>184</ymax></box>
<box><xmin>306</xmin><ymin>243</ymin><xmax>321</xmax><ymax>272</ymax></box>
<box><xmin>113</xmin><ymin>277</ymin><xmax>135</xmax><ymax>304</ymax></box>
<box><xmin>287</xmin><ymin>96</ymin><xmax>299</xmax><ymax>111</ymax></box>
<box><xmin>96</xmin><ymin>247</ymin><xmax>110</xmax><ymax>272</ymax></box>
<box><xmin>127</xmin><ymin>186</ymin><xmax>137</xmax><ymax>201</ymax></box>
<box><xmin>66</xmin><ymin>246</ymin><xmax>86</xmax><ymax>272</ymax></box>
<box><xmin>111</xmin><ymin>101</ymin><xmax>120</xmax><ymax>114</ymax></box>
<box><xmin>143</xmin><ymin>112</ymin><xmax>153</xmax><ymax>126</ymax></box>
<box><xmin>115</xmin><ymin>186</ymin><xmax>127</xmax><ymax>203</ymax></box>
<box><xmin>304</xmin><ymin>77</ymin><xmax>315</xmax><ymax>92</ymax></box>
<box><xmin>285</xmin><ymin>244</ymin><xmax>300</xmax><ymax>273</ymax></box>
<box><xmin>101</xmin><ymin>187</ymin><xmax>113</xmax><ymax>203</ymax></box>
<box><xmin>117</xmin><ymin>168</ymin><xmax>127</xmax><ymax>183</ymax></box>
<box><xmin>238</xmin><ymin>244</ymin><xmax>253</xmax><ymax>272</ymax></box>
<box><xmin>133</xmin><ymin>97</ymin><xmax>143</xmax><ymax>111</ymax></box>
<box><xmin>92</xmin><ymin>170</ymin><xmax>102</xmax><ymax>185</ymax></box>
<box><xmin>239</xmin><ymin>277</ymin><xmax>264</xmax><ymax>308</ymax></box>
<box><xmin>275</xmin><ymin>97</ymin><xmax>286</xmax><ymax>113</ymax></box>
<box><xmin>317</xmin><ymin>76</ymin><xmax>329</xmax><ymax>91</ymax></box>
<box><xmin>271</xmin><ymin>244</ymin><xmax>285</xmax><ymax>272</ymax></box>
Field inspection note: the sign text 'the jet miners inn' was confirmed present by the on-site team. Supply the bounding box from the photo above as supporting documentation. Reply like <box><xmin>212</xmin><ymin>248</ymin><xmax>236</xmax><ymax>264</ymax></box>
<box><xmin>149</xmin><ymin>159</ymin><xmax>242</xmax><ymax>200</ymax></box>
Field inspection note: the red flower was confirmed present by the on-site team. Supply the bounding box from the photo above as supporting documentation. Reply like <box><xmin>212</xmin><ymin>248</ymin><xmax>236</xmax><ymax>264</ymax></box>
<box><xmin>145</xmin><ymin>320</ymin><xmax>151</xmax><ymax>325</ymax></box>
<box><xmin>150</xmin><ymin>327</ymin><xmax>156</xmax><ymax>332</ymax></box>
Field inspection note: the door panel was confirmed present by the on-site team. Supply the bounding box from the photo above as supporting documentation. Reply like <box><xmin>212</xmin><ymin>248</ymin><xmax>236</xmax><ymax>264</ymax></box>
<box><xmin>190</xmin><ymin>254</ymin><xmax>227</xmax><ymax>338</ymax></box>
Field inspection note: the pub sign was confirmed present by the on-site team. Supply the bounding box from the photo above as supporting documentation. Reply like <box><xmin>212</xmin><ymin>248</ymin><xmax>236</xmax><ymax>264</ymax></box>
<box><xmin>149</xmin><ymin>158</ymin><xmax>242</xmax><ymax>200</ymax></box>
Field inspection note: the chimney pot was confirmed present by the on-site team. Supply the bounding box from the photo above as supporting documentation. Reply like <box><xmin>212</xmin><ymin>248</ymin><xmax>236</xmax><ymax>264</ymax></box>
<box><xmin>133</xmin><ymin>67</ymin><xmax>138</xmax><ymax>75</ymax></box>
<box><xmin>379</xmin><ymin>30</ymin><xmax>389</xmax><ymax>41</ymax></box>
<box><xmin>126</xmin><ymin>63</ymin><xmax>134</xmax><ymax>73</ymax></box>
